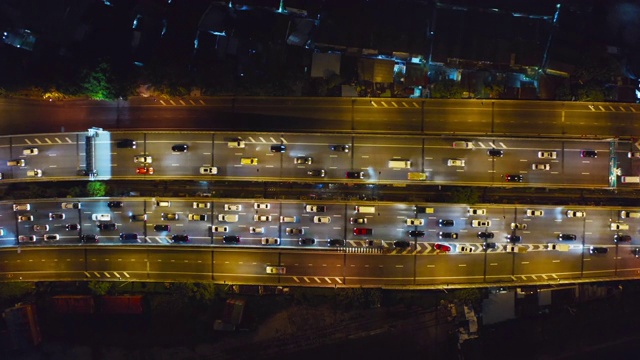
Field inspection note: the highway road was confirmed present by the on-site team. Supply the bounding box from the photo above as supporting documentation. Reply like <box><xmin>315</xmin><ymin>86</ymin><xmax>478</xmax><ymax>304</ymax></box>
<box><xmin>1</xmin><ymin>97</ymin><xmax>640</xmax><ymax>137</ymax></box>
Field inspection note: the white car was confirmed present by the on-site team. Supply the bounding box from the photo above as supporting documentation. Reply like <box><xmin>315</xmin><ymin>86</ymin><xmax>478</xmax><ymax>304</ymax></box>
<box><xmin>628</xmin><ymin>152</ymin><xmax>640</xmax><ymax>158</ymax></box>
<box><xmin>452</xmin><ymin>141</ymin><xmax>474</xmax><ymax>149</ymax></box>
<box><xmin>217</xmin><ymin>214</ymin><xmax>239</xmax><ymax>223</ymax></box>
<box><xmin>61</xmin><ymin>202</ymin><xmax>81</xmax><ymax>209</ymax></box>
<box><xmin>265</xmin><ymin>266</ymin><xmax>286</xmax><ymax>274</ymax></box>
<box><xmin>18</xmin><ymin>235</ymin><xmax>36</xmax><ymax>243</ymax></box>
<box><xmin>156</xmin><ymin>201</ymin><xmax>171</xmax><ymax>207</ymax></box>
<box><xmin>471</xmin><ymin>220</ymin><xmax>491</xmax><ymax>227</ymax></box>
<box><xmin>27</xmin><ymin>169</ymin><xmax>42</xmax><ymax>177</ymax></box>
<box><xmin>13</xmin><ymin>204</ymin><xmax>30</xmax><ymax>211</ymax></box>
<box><xmin>447</xmin><ymin>159</ymin><xmax>465</xmax><ymax>167</ymax></box>
<box><xmin>133</xmin><ymin>155</ymin><xmax>152</xmax><ymax>163</ymax></box>
<box><xmin>526</xmin><ymin>210</ymin><xmax>544</xmax><ymax>217</ymax></box>
<box><xmin>304</xmin><ymin>205</ymin><xmax>326</xmax><ymax>212</ymax></box>
<box><xmin>566</xmin><ymin>210</ymin><xmax>585</xmax><ymax>218</ymax></box>
<box><xmin>313</xmin><ymin>216</ymin><xmax>332</xmax><ymax>224</ymax></box>
<box><xmin>510</xmin><ymin>223</ymin><xmax>527</xmax><ymax>230</ymax></box>
<box><xmin>531</xmin><ymin>163</ymin><xmax>550</xmax><ymax>170</ymax></box>
<box><xmin>406</xmin><ymin>218</ymin><xmax>424</xmax><ymax>226</ymax></box>
<box><xmin>254</xmin><ymin>215</ymin><xmax>272</xmax><ymax>222</ymax></box>
<box><xmin>91</xmin><ymin>214</ymin><xmax>111</xmax><ymax>221</ymax></box>
<box><xmin>254</xmin><ymin>203</ymin><xmax>271</xmax><ymax>210</ymax></box>
<box><xmin>261</xmin><ymin>238</ymin><xmax>281</xmax><ymax>245</ymax></box>
<box><xmin>610</xmin><ymin>222</ymin><xmax>629</xmax><ymax>230</ymax></box>
<box><xmin>199</xmin><ymin>166</ymin><xmax>218</xmax><ymax>175</ymax></box>
<box><xmin>211</xmin><ymin>226</ymin><xmax>229</xmax><ymax>233</ymax></box>
<box><xmin>294</xmin><ymin>157</ymin><xmax>312</xmax><ymax>164</ymax></box>
<box><xmin>228</xmin><ymin>140</ymin><xmax>245</xmax><ymax>148</ymax></box>
<box><xmin>250</xmin><ymin>227</ymin><xmax>264</xmax><ymax>234</ymax></box>
<box><xmin>280</xmin><ymin>216</ymin><xmax>297</xmax><ymax>223</ymax></box>
<box><xmin>193</xmin><ymin>202</ymin><xmax>211</xmax><ymax>209</ymax></box>
<box><xmin>538</xmin><ymin>151</ymin><xmax>557</xmax><ymax>159</ymax></box>
<box><xmin>33</xmin><ymin>225</ymin><xmax>49</xmax><ymax>231</ymax></box>
<box><xmin>23</xmin><ymin>147</ymin><xmax>38</xmax><ymax>155</ymax></box>
<box><xmin>224</xmin><ymin>204</ymin><xmax>242</xmax><ymax>211</ymax></box>
<box><xmin>457</xmin><ymin>245</ymin><xmax>474</xmax><ymax>253</ymax></box>
<box><xmin>468</xmin><ymin>209</ymin><xmax>486</xmax><ymax>215</ymax></box>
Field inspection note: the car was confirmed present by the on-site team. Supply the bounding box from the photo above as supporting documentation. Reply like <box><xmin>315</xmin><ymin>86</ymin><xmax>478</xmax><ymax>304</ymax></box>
<box><xmin>18</xmin><ymin>215</ymin><xmax>34</xmax><ymax>222</ymax></box>
<box><xmin>27</xmin><ymin>169</ymin><xmax>42</xmax><ymax>177</ymax></box>
<box><xmin>346</xmin><ymin>171</ymin><xmax>364</xmax><ymax>179</ymax></box>
<box><xmin>481</xmin><ymin>242</ymin><xmax>498</xmax><ymax>251</ymax></box>
<box><xmin>61</xmin><ymin>202</ymin><xmax>81</xmax><ymax>209</ymax></box>
<box><xmin>18</xmin><ymin>235</ymin><xmax>37</xmax><ymax>243</ymax></box>
<box><xmin>477</xmin><ymin>231</ymin><xmax>495</xmax><ymax>239</ymax></box>
<box><xmin>471</xmin><ymin>220</ymin><xmax>491</xmax><ymax>227</ymax></box>
<box><xmin>328</xmin><ymin>239</ymin><xmax>346</xmax><ymax>247</ymax></box>
<box><xmin>434</xmin><ymin>243</ymin><xmax>452</xmax><ymax>252</ymax></box>
<box><xmin>133</xmin><ymin>155</ymin><xmax>152</xmax><ymax>163</ymax></box>
<box><xmin>628</xmin><ymin>152</ymin><xmax>640</xmax><ymax>158</ymax></box>
<box><xmin>77</xmin><ymin>169</ymin><xmax>98</xmax><ymax>177</ymax></box>
<box><xmin>305</xmin><ymin>205</ymin><xmax>327</xmax><ymax>213</ymax></box>
<box><xmin>408</xmin><ymin>230</ymin><xmax>425</xmax><ymax>237</ymax></box>
<box><xmin>353</xmin><ymin>228</ymin><xmax>373</xmax><ymax>235</ymax></box>
<box><xmin>350</xmin><ymin>218</ymin><xmax>367</xmax><ymax>224</ymax></box>
<box><xmin>538</xmin><ymin>151</ymin><xmax>557</xmax><ymax>159</ymax></box>
<box><xmin>97</xmin><ymin>223</ymin><xmax>117</xmax><ymax>231</ymax></box>
<box><xmin>7</xmin><ymin>159</ymin><xmax>26</xmax><ymax>167</ymax></box>
<box><xmin>240</xmin><ymin>157</ymin><xmax>258</xmax><ymax>165</ymax></box>
<box><xmin>457</xmin><ymin>245</ymin><xmax>474</xmax><ymax>253</ymax></box>
<box><xmin>286</xmin><ymin>228</ymin><xmax>304</xmax><ymax>235</ymax></box>
<box><xmin>107</xmin><ymin>201</ymin><xmax>124</xmax><ymax>208</ymax></box>
<box><xmin>171</xmin><ymin>144</ymin><xmax>188</xmax><ymax>152</ymax></box>
<box><xmin>218</xmin><ymin>214</ymin><xmax>239</xmax><ymax>222</ymax></box>
<box><xmin>452</xmin><ymin>141</ymin><xmax>474</xmax><ymax>149</ymax></box>
<box><xmin>581</xmin><ymin>150</ymin><xmax>597</xmax><ymax>158</ymax></box>
<box><xmin>65</xmin><ymin>224</ymin><xmax>80</xmax><ymax>231</ymax></box>
<box><xmin>439</xmin><ymin>219</ymin><xmax>454</xmax><ymax>227</ymax></box>
<box><xmin>506</xmin><ymin>235</ymin><xmax>522</xmax><ymax>243</ymax></box>
<box><xmin>468</xmin><ymin>209</ymin><xmax>486</xmax><ymax>215</ymax></box>
<box><xmin>13</xmin><ymin>204</ymin><xmax>30</xmax><ymax>211</ymax></box>
<box><xmin>228</xmin><ymin>139</ymin><xmax>245</xmax><ymax>148</ymax></box>
<box><xmin>254</xmin><ymin>215</ymin><xmax>272</xmax><ymax>222</ymax></box>
<box><xmin>505</xmin><ymin>174</ymin><xmax>523</xmax><ymax>182</ymax></box>
<box><xmin>193</xmin><ymin>202</ymin><xmax>211</xmax><ymax>209</ymax></box>
<box><xmin>130</xmin><ymin>214</ymin><xmax>147</xmax><ymax>222</ymax></box>
<box><xmin>156</xmin><ymin>201</ymin><xmax>171</xmax><ymax>207</ymax></box>
<box><xmin>406</xmin><ymin>218</ymin><xmax>424</xmax><ymax>226</ymax></box>
<box><xmin>510</xmin><ymin>223</ymin><xmax>527</xmax><ymax>230</ymax></box>
<box><xmin>313</xmin><ymin>216</ymin><xmax>332</xmax><ymax>224</ymax></box>
<box><xmin>23</xmin><ymin>147</ymin><xmax>38</xmax><ymax>155</ymax></box>
<box><xmin>261</xmin><ymin>237</ymin><xmax>281</xmax><ymax>245</ymax></box>
<box><xmin>120</xmin><ymin>233</ymin><xmax>139</xmax><ymax>242</ymax></box>
<box><xmin>294</xmin><ymin>157</ymin><xmax>312</xmax><ymax>164</ymax></box>
<box><xmin>199</xmin><ymin>166</ymin><xmax>218</xmax><ymax>175</ymax></box>
<box><xmin>531</xmin><ymin>163</ymin><xmax>550</xmax><ymax>170</ymax></box>
<box><xmin>365</xmin><ymin>240</ymin><xmax>379</xmax><ymax>247</ymax></box>
<box><xmin>526</xmin><ymin>210</ymin><xmax>544</xmax><ymax>217</ymax></box>
<box><xmin>633</xmin><ymin>248</ymin><xmax>640</xmax><ymax>257</ymax></box>
<box><xmin>136</xmin><ymin>166</ymin><xmax>154</xmax><ymax>175</ymax></box>
<box><xmin>188</xmin><ymin>214</ymin><xmax>207</xmax><ymax>221</ymax></box>
<box><xmin>254</xmin><ymin>203</ymin><xmax>271</xmax><ymax>210</ymax></box>
<box><xmin>171</xmin><ymin>234</ymin><xmax>190</xmax><ymax>243</ymax></box>
<box><xmin>620</xmin><ymin>211</ymin><xmax>639</xmax><ymax>218</ymax></box>
<box><xmin>33</xmin><ymin>225</ymin><xmax>49</xmax><ymax>231</ymax></box>
<box><xmin>223</xmin><ymin>235</ymin><xmax>240</xmax><ymax>244</ymax></box>
<box><xmin>162</xmin><ymin>213</ymin><xmax>179</xmax><ymax>221</ymax></box>
<box><xmin>558</xmin><ymin>233</ymin><xmax>577</xmax><ymax>241</ymax></box>
<box><xmin>116</xmin><ymin>139</ymin><xmax>137</xmax><ymax>149</ymax></box>
<box><xmin>299</xmin><ymin>238</ymin><xmax>316</xmax><ymax>245</ymax></box>
<box><xmin>439</xmin><ymin>232</ymin><xmax>458</xmax><ymax>239</ymax></box>
<box><xmin>92</xmin><ymin>213</ymin><xmax>111</xmax><ymax>222</ymax></box>
<box><xmin>80</xmin><ymin>234</ymin><xmax>99</xmax><ymax>243</ymax></box>
<box><xmin>614</xmin><ymin>234</ymin><xmax>632</xmax><ymax>243</ymax></box>
<box><xmin>154</xmin><ymin>224</ymin><xmax>171</xmax><ymax>232</ymax></box>
<box><xmin>566</xmin><ymin>210</ymin><xmax>586</xmax><ymax>218</ymax></box>
<box><xmin>43</xmin><ymin>234</ymin><xmax>59</xmax><ymax>242</ymax></box>
<box><xmin>280</xmin><ymin>216</ymin><xmax>298</xmax><ymax>223</ymax></box>
<box><xmin>224</xmin><ymin>204</ymin><xmax>242</xmax><ymax>211</ymax></box>
<box><xmin>487</xmin><ymin>149</ymin><xmax>504</xmax><ymax>157</ymax></box>
<box><xmin>270</xmin><ymin>144</ymin><xmax>286</xmax><ymax>153</ymax></box>
<box><xmin>266</xmin><ymin>266</ymin><xmax>286</xmax><ymax>274</ymax></box>
<box><xmin>249</xmin><ymin>227</ymin><xmax>264</xmax><ymax>234</ymax></box>
<box><xmin>589</xmin><ymin>246</ymin><xmax>608</xmax><ymax>255</ymax></box>
<box><xmin>447</xmin><ymin>159</ymin><xmax>465</xmax><ymax>167</ymax></box>
<box><xmin>330</xmin><ymin>145</ymin><xmax>350</xmax><ymax>152</ymax></box>
<box><xmin>307</xmin><ymin>169</ymin><xmax>326</xmax><ymax>177</ymax></box>
<box><xmin>394</xmin><ymin>240</ymin><xmax>411</xmax><ymax>249</ymax></box>
<box><xmin>610</xmin><ymin>222</ymin><xmax>629</xmax><ymax>231</ymax></box>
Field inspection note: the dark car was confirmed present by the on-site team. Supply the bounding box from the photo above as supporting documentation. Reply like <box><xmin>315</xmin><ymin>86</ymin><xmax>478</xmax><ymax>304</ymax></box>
<box><xmin>330</xmin><ymin>145</ymin><xmax>350</xmax><ymax>152</ymax></box>
<box><xmin>223</xmin><ymin>235</ymin><xmax>240</xmax><ymax>244</ymax></box>
<box><xmin>307</xmin><ymin>169</ymin><xmax>326</xmax><ymax>177</ymax></box>
<box><xmin>116</xmin><ymin>139</ymin><xmax>136</xmax><ymax>149</ymax></box>
<box><xmin>590</xmin><ymin>246</ymin><xmax>608</xmax><ymax>254</ymax></box>
<box><xmin>171</xmin><ymin>234</ymin><xmax>189</xmax><ymax>243</ymax></box>
<box><xmin>171</xmin><ymin>144</ymin><xmax>189</xmax><ymax>152</ymax></box>
<box><xmin>353</xmin><ymin>228</ymin><xmax>373</xmax><ymax>236</ymax></box>
<box><xmin>162</xmin><ymin>213</ymin><xmax>179</xmax><ymax>221</ymax></box>
<box><xmin>77</xmin><ymin>169</ymin><xmax>98</xmax><ymax>176</ymax></box>
<box><xmin>438</xmin><ymin>219</ymin><xmax>454</xmax><ymax>227</ymax></box>
<box><xmin>299</xmin><ymin>238</ymin><xmax>316</xmax><ymax>245</ymax></box>
<box><xmin>346</xmin><ymin>171</ymin><xmax>364</xmax><ymax>179</ymax></box>
<box><xmin>270</xmin><ymin>144</ymin><xmax>286</xmax><ymax>153</ymax></box>
<box><xmin>97</xmin><ymin>223</ymin><xmax>117</xmax><ymax>231</ymax></box>
<box><xmin>505</xmin><ymin>174</ymin><xmax>523</xmax><ymax>182</ymax></box>
<box><xmin>119</xmin><ymin>233</ymin><xmax>139</xmax><ymax>242</ymax></box>
<box><xmin>154</xmin><ymin>224</ymin><xmax>171</xmax><ymax>232</ymax></box>
<box><xmin>66</xmin><ymin>223</ymin><xmax>80</xmax><ymax>231</ymax></box>
<box><xmin>558</xmin><ymin>233</ymin><xmax>577</xmax><ymax>241</ymax></box>
<box><xmin>80</xmin><ymin>234</ymin><xmax>99</xmax><ymax>243</ymax></box>
<box><xmin>107</xmin><ymin>201</ymin><xmax>124</xmax><ymax>208</ymax></box>
<box><xmin>328</xmin><ymin>239</ymin><xmax>346</xmax><ymax>247</ymax></box>
<box><xmin>581</xmin><ymin>150</ymin><xmax>598</xmax><ymax>158</ymax></box>
<box><xmin>506</xmin><ymin>235</ymin><xmax>522</xmax><ymax>243</ymax></box>
<box><xmin>408</xmin><ymin>230</ymin><xmax>425</xmax><ymax>238</ymax></box>
<box><xmin>614</xmin><ymin>234</ymin><xmax>632</xmax><ymax>243</ymax></box>
<box><xmin>632</xmin><ymin>248</ymin><xmax>640</xmax><ymax>258</ymax></box>
<box><xmin>487</xmin><ymin>149</ymin><xmax>504</xmax><ymax>157</ymax></box>
<box><xmin>483</xmin><ymin>242</ymin><xmax>497</xmax><ymax>250</ymax></box>
<box><xmin>393</xmin><ymin>240</ymin><xmax>411</xmax><ymax>249</ymax></box>
<box><xmin>415</xmin><ymin>206</ymin><xmax>429</xmax><ymax>214</ymax></box>
<box><xmin>439</xmin><ymin>232</ymin><xmax>458</xmax><ymax>239</ymax></box>
<box><xmin>477</xmin><ymin>231</ymin><xmax>495</xmax><ymax>239</ymax></box>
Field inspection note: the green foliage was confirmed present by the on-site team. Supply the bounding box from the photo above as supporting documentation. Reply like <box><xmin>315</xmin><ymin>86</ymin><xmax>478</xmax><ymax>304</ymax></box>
<box><xmin>576</xmin><ymin>83</ymin><xmax>605</xmax><ymax>102</ymax></box>
<box><xmin>170</xmin><ymin>282</ymin><xmax>216</xmax><ymax>304</ymax></box>
<box><xmin>86</xmin><ymin>182</ymin><xmax>107</xmax><ymax>197</ymax></box>
<box><xmin>450</xmin><ymin>288</ymin><xmax>484</xmax><ymax>304</ymax></box>
<box><xmin>88</xmin><ymin>281</ymin><xmax>112</xmax><ymax>296</ymax></box>
<box><xmin>336</xmin><ymin>288</ymin><xmax>382</xmax><ymax>310</ymax></box>
<box><xmin>0</xmin><ymin>282</ymin><xmax>36</xmax><ymax>302</ymax></box>
<box><xmin>431</xmin><ymin>79</ymin><xmax>463</xmax><ymax>99</ymax></box>
<box><xmin>82</xmin><ymin>61</ymin><xmax>118</xmax><ymax>100</ymax></box>
<box><xmin>68</xmin><ymin>186</ymin><xmax>84</xmax><ymax>198</ymax></box>
<box><xmin>451</xmin><ymin>187</ymin><xmax>480</xmax><ymax>204</ymax></box>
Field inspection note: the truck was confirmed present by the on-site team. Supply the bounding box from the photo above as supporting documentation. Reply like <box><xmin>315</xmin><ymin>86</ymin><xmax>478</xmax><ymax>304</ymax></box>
<box><xmin>621</xmin><ymin>176</ymin><xmax>640</xmax><ymax>183</ymax></box>
<box><xmin>547</xmin><ymin>243</ymin><xmax>570</xmax><ymax>252</ymax></box>
<box><xmin>407</xmin><ymin>172</ymin><xmax>427</xmax><ymax>181</ymax></box>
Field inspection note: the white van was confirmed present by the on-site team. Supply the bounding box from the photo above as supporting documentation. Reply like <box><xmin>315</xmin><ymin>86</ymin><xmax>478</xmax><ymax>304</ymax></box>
<box><xmin>388</xmin><ymin>159</ymin><xmax>411</xmax><ymax>169</ymax></box>
<box><xmin>92</xmin><ymin>214</ymin><xmax>111</xmax><ymax>221</ymax></box>
<box><xmin>620</xmin><ymin>210</ymin><xmax>640</xmax><ymax>219</ymax></box>
<box><xmin>355</xmin><ymin>206</ymin><xmax>376</xmax><ymax>214</ymax></box>
<box><xmin>547</xmin><ymin>243</ymin><xmax>570</xmax><ymax>251</ymax></box>
<box><xmin>621</xmin><ymin>176</ymin><xmax>640</xmax><ymax>183</ymax></box>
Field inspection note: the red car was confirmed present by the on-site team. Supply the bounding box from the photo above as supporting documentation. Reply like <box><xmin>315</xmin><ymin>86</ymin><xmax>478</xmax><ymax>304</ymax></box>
<box><xmin>136</xmin><ymin>166</ymin><xmax>154</xmax><ymax>175</ymax></box>
<box><xmin>353</xmin><ymin>228</ymin><xmax>373</xmax><ymax>236</ymax></box>
<box><xmin>434</xmin><ymin>243</ymin><xmax>452</xmax><ymax>252</ymax></box>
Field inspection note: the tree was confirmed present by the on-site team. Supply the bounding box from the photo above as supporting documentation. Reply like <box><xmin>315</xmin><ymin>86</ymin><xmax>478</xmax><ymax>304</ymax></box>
<box><xmin>0</xmin><ymin>282</ymin><xmax>35</xmax><ymax>302</ymax></box>
<box><xmin>170</xmin><ymin>282</ymin><xmax>216</xmax><ymax>304</ymax></box>
<box><xmin>451</xmin><ymin>187</ymin><xmax>480</xmax><ymax>204</ymax></box>
<box><xmin>82</xmin><ymin>61</ymin><xmax>118</xmax><ymax>100</ymax></box>
<box><xmin>86</xmin><ymin>182</ymin><xmax>107</xmax><ymax>197</ymax></box>
<box><xmin>430</xmin><ymin>79</ymin><xmax>463</xmax><ymax>99</ymax></box>
<box><xmin>88</xmin><ymin>281</ymin><xmax>112</xmax><ymax>296</ymax></box>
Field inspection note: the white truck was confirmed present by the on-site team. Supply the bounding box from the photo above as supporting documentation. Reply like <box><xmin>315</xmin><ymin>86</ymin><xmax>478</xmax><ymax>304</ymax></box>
<box><xmin>547</xmin><ymin>243</ymin><xmax>570</xmax><ymax>252</ymax></box>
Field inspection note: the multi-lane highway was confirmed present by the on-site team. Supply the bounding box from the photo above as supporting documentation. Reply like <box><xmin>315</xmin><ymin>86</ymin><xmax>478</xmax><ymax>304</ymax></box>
<box><xmin>1</xmin><ymin>130</ymin><xmax>638</xmax><ymax>188</ymax></box>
